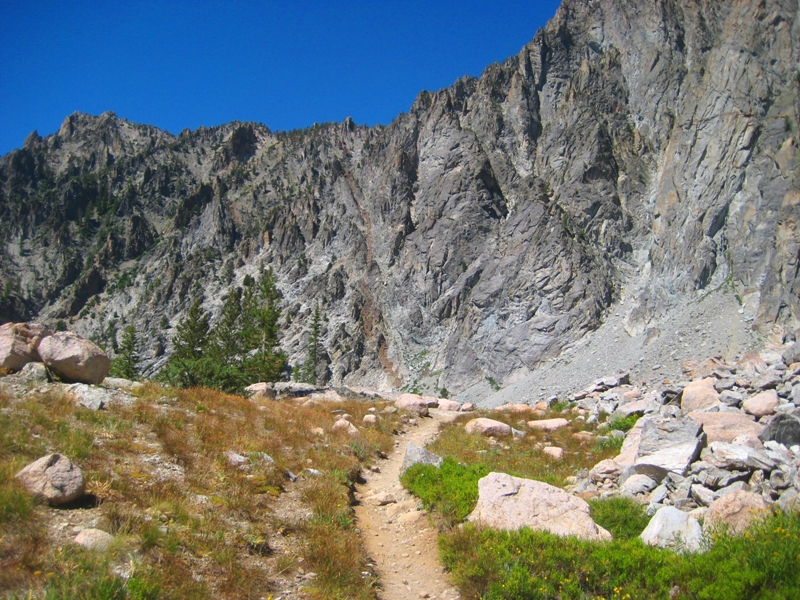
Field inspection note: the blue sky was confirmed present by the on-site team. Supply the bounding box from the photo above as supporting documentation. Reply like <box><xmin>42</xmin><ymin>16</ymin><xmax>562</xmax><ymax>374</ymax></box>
<box><xmin>0</xmin><ymin>1</ymin><xmax>561</xmax><ymax>155</ymax></box>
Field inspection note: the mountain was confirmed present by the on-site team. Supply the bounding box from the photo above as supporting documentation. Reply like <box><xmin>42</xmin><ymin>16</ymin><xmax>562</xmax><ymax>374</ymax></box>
<box><xmin>1</xmin><ymin>0</ymin><xmax>797</xmax><ymax>393</ymax></box>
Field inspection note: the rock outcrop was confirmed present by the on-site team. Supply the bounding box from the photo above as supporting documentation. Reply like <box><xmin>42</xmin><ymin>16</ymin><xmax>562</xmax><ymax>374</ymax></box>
<box><xmin>0</xmin><ymin>0</ymin><xmax>797</xmax><ymax>394</ymax></box>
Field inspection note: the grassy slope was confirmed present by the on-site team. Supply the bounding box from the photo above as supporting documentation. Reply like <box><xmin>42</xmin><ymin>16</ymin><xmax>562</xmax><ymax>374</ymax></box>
<box><xmin>0</xmin><ymin>381</ymin><xmax>400</xmax><ymax>599</ymax></box>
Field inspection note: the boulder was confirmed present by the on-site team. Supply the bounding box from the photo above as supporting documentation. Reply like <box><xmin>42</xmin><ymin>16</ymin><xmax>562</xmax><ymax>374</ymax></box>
<box><xmin>400</xmin><ymin>442</ymin><xmax>444</xmax><ymax>475</ymax></box>
<box><xmin>331</xmin><ymin>419</ymin><xmax>360</xmax><ymax>437</ymax></box>
<box><xmin>620</xmin><ymin>474</ymin><xmax>657</xmax><ymax>496</ymax></box>
<box><xmin>527</xmin><ymin>418</ymin><xmax>569</xmax><ymax>431</ymax></box>
<box><xmin>589</xmin><ymin>459</ymin><xmax>623</xmax><ymax>482</ymax></box>
<box><xmin>66</xmin><ymin>383</ymin><xmax>115</xmax><ymax>411</ymax></box>
<box><xmin>742</xmin><ymin>390</ymin><xmax>780</xmax><ymax>418</ymax></box>
<box><xmin>0</xmin><ymin>322</ymin><xmax>51</xmax><ymax>371</ymax></box>
<box><xmin>38</xmin><ymin>332</ymin><xmax>110</xmax><ymax>384</ymax></box>
<box><xmin>244</xmin><ymin>382</ymin><xmax>276</xmax><ymax>400</ymax></box>
<box><xmin>273</xmin><ymin>382</ymin><xmax>322</xmax><ymax>397</ymax></box>
<box><xmin>543</xmin><ymin>446</ymin><xmax>564</xmax><ymax>460</ymax></box>
<box><xmin>493</xmin><ymin>403</ymin><xmax>533</xmax><ymax>414</ymax></box>
<box><xmin>395</xmin><ymin>393</ymin><xmax>429</xmax><ymax>416</ymax></box>
<box><xmin>680</xmin><ymin>378</ymin><xmax>721</xmax><ymax>413</ymax></box>
<box><xmin>758</xmin><ymin>411</ymin><xmax>800</xmax><ymax>446</ymax></box>
<box><xmin>633</xmin><ymin>416</ymin><xmax>705</xmax><ymax>476</ymax></box>
<box><xmin>362</xmin><ymin>414</ymin><xmax>378</xmax><ymax>424</ymax></box>
<box><xmin>704</xmin><ymin>490</ymin><xmax>769</xmax><ymax>534</ymax></box>
<box><xmin>467</xmin><ymin>472</ymin><xmax>611</xmax><ymax>541</ymax></box>
<box><xmin>464</xmin><ymin>418</ymin><xmax>512</xmax><ymax>437</ymax></box>
<box><xmin>15</xmin><ymin>454</ymin><xmax>85</xmax><ymax>505</ymax></box>
<box><xmin>74</xmin><ymin>528</ymin><xmax>114</xmax><ymax>551</ymax></box>
<box><xmin>702</xmin><ymin>442</ymin><xmax>776</xmax><ymax>472</ymax></box>
<box><xmin>437</xmin><ymin>399</ymin><xmax>462</xmax><ymax>411</ymax></box>
<box><xmin>640</xmin><ymin>506</ymin><xmax>704</xmax><ymax>552</ymax></box>
<box><xmin>687</xmin><ymin>411</ymin><xmax>764</xmax><ymax>444</ymax></box>
<box><xmin>460</xmin><ymin>403</ymin><xmax>476</xmax><ymax>412</ymax></box>
<box><xmin>614</xmin><ymin>419</ymin><xmax>645</xmax><ymax>466</ymax></box>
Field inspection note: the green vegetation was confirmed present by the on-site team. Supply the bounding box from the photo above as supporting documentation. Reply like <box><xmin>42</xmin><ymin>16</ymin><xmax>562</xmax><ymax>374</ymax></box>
<box><xmin>400</xmin><ymin>411</ymin><xmax>800</xmax><ymax>600</ymax></box>
<box><xmin>438</xmin><ymin>509</ymin><xmax>800</xmax><ymax>600</ymax></box>
<box><xmin>607</xmin><ymin>413</ymin><xmax>638</xmax><ymax>432</ymax></box>
<box><xmin>401</xmin><ymin>458</ymin><xmax>489</xmax><ymax>527</ymax></box>
<box><xmin>159</xmin><ymin>268</ymin><xmax>287</xmax><ymax>393</ymax></box>
<box><xmin>109</xmin><ymin>325</ymin><xmax>139</xmax><ymax>381</ymax></box>
<box><xmin>296</xmin><ymin>303</ymin><xmax>326</xmax><ymax>384</ymax></box>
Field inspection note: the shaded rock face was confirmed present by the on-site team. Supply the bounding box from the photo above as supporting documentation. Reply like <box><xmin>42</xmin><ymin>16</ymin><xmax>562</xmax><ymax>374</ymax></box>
<box><xmin>1</xmin><ymin>0</ymin><xmax>798</xmax><ymax>391</ymax></box>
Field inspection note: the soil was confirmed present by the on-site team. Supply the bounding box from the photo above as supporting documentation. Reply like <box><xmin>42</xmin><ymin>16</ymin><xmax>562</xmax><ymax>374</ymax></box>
<box><xmin>354</xmin><ymin>409</ymin><xmax>462</xmax><ymax>600</ymax></box>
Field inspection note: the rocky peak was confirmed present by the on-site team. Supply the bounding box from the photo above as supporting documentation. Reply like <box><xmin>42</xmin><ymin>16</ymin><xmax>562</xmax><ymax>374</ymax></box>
<box><xmin>0</xmin><ymin>0</ymin><xmax>797</xmax><ymax>393</ymax></box>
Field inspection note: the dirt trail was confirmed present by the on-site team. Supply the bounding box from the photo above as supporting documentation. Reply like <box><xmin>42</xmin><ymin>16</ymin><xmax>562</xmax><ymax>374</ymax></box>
<box><xmin>354</xmin><ymin>409</ymin><xmax>461</xmax><ymax>600</ymax></box>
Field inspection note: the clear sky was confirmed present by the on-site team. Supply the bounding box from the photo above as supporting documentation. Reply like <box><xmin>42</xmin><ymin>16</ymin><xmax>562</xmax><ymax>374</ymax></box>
<box><xmin>0</xmin><ymin>1</ymin><xmax>562</xmax><ymax>156</ymax></box>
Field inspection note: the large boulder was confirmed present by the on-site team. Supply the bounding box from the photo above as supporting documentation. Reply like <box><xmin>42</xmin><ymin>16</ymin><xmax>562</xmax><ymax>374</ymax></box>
<box><xmin>38</xmin><ymin>332</ymin><xmax>110</xmax><ymax>384</ymax></box>
<box><xmin>640</xmin><ymin>506</ymin><xmax>704</xmax><ymax>552</ymax></box>
<box><xmin>15</xmin><ymin>454</ymin><xmax>85</xmax><ymax>505</ymax></box>
<box><xmin>688</xmin><ymin>411</ymin><xmax>764</xmax><ymax>444</ymax></box>
<box><xmin>400</xmin><ymin>442</ymin><xmax>443</xmax><ymax>475</ymax></box>
<box><xmin>633</xmin><ymin>416</ymin><xmax>705</xmax><ymax>477</ymax></box>
<box><xmin>465</xmin><ymin>418</ymin><xmax>512</xmax><ymax>437</ymax></box>
<box><xmin>467</xmin><ymin>472</ymin><xmax>611</xmax><ymax>541</ymax></box>
<box><xmin>394</xmin><ymin>393</ymin><xmax>429</xmax><ymax>416</ymax></box>
<box><xmin>704</xmin><ymin>490</ymin><xmax>769</xmax><ymax>534</ymax></box>
<box><xmin>680</xmin><ymin>378</ymin><xmax>721</xmax><ymax>413</ymax></box>
<box><xmin>0</xmin><ymin>322</ymin><xmax>51</xmax><ymax>371</ymax></box>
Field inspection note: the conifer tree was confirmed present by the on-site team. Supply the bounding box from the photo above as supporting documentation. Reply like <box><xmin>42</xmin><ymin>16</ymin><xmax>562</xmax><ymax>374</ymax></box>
<box><xmin>298</xmin><ymin>304</ymin><xmax>323</xmax><ymax>384</ymax></box>
<box><xmin>110</xmin><ymin>324</ymin><xmax>139</xmax><ymax>380</ymax></box>
<box><xmin>159</xmin><ymin>299</ymin><xmax>211</xmax><ymax>388</ymax></box>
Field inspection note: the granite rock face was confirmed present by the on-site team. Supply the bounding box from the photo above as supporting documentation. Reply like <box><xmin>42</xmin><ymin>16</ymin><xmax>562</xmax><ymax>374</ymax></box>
<box><xmin>1</xmin><ymin>0</ymin><xmax>798</xmax><ymax>392</ymax></box>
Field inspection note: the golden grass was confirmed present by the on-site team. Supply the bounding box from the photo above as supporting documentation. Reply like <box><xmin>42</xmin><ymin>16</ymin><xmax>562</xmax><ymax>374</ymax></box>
<box><xmin>0</xmin><ymin>382</ymin><xmax>400</xmax><ymax>599</ymax></box>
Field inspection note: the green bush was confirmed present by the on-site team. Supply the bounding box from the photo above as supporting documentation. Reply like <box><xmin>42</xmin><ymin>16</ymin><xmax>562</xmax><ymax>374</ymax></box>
<box><xmin>438</xmin><ymin>510</ymin><xmax>800</xmax><ymax>600</ymax></box>
<box><xmin>608</xmin><ymin>414</ymin><xmax>639</xmax><ymax>432</ymax></box>
<box><xmin>589</xmin><ymin>496</ymin><xmax>650</xmax><ymax>540</ymax></box>
<box><xmin>400</xmin><ymin>457</ymin><xmax>488</xmax><ymax>526</ymax></box>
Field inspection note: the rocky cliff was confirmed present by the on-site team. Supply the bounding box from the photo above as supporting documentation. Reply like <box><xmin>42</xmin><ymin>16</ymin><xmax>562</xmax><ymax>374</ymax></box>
<box><xmin>1</xmin><ymin>0</ymin><xmax>797</xmax><ymax>392</ymax></box>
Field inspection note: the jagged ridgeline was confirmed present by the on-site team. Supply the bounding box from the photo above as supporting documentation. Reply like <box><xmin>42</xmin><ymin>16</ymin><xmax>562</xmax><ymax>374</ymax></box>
<box><xmin>0</xmin><ymin>0</ymin><xmax>797</xmax><ymax>392</ymax></box>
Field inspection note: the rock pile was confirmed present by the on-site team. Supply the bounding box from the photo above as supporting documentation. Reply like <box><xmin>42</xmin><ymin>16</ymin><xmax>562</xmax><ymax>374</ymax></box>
<box><xmin>568</xmin><ymin>347</ymin><xmax>800</xmax><ymax>540</ymax></box>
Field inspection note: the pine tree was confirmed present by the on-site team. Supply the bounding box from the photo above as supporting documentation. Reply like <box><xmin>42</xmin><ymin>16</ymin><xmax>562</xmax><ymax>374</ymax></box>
<box><xmin>110</xmin><ymin>324</ymin><xmax>139</xmax><ymax>380</ymax></box>
<box><xmin>159</xmin><ymin>299</ymin><xmax>211</xmax><ymax>388</ymax></box>
<box><xmin>298</xmin><ymin>304</ymin><xmax>323</xmax><ymax>384</ymax></box>
<box><xmin>240</xmin><ymin>267</ymin><xmax>287</xmax><ymax>385</ymax></box>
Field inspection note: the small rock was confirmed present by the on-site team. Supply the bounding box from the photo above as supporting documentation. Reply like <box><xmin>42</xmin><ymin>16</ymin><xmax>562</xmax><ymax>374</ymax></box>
<box><xmin>543</xmin><ymin>446</ymin><xmax>564</xmax><ymax>460</ymax></box>
<box><xmin>74</xmin><ymin>528</ymin><xmax>114</xmax><ymax>551</ymax></box>
<box><xmin>331</xmin><ymin>419</ymin><xmax>360</xmax><ymax>437</ymax></box>
<box><xmin>437</xmin><ymin>399</ymin><xmax>462</xmax><ymax>411</ymax></box>
<box><xmin>401</xmin><ymin>443</ymin><xmax>444</xmax><ymax>474</ymax></box>
<box><xmin>362</xmin><ymin>414</ymin><xmax>379</xmax><ymax>424</ymax></box>
<box><xmin>527</xmin><ymin>418</ymin><xmax>569</xmax><ymax>431</ymax></box>
<box><xmin>15</xmin><ymin>454</ymin><xmax>85</xmax><ymax>505</ymax></box>
<box><xmin>460</xmin><ymin>403</ymin><xmax>476</xmax><ymax>412</ymax></box>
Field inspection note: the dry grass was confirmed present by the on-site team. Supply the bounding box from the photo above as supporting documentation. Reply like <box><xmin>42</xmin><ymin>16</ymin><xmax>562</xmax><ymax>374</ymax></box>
<box><xmin>0</xmin><ymin>381</ymin><xmax>400</xmax><ymax>599</ymax></box>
